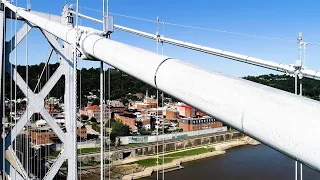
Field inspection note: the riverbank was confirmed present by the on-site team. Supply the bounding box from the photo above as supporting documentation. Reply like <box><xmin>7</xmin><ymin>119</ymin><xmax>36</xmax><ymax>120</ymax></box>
<box><xmin>77</xmin><ymin>136</ymin><xmax>260</xmax><ymax>179</ymax></box>
<box><xmin>121</xmin><ymin>137</ymin><xmax>259</xmax><ymax>179</ymax></box>
<box><xmin>122</xmin><ymin>150</ymin><xmax>225</xmax><ymax>180</ymax></box>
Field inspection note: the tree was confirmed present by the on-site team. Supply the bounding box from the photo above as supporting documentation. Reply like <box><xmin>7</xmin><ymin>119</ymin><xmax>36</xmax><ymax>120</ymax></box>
<box><xmin>91</xmin><ymin>98</ymin><xmax>100</xmax><ymax>106</ymax></box>
<box><xmin>104</xmin><ymin>118</ymin><xmax>116</xmax><ymax>128</ymax></box>
<box><xmin>110</xmin><ymin>120</ymin><xmax>131</xmax><ymax>142</ymax></box>
<box><xmin>91</xmin><ymin>122</ymin><xmax>100</xmax><ymax>132</ymax></box>
<box><xmin>140</xmin><ymin>128</ymin><xmax>151</xmax><ymax>135</ymax></box>
<box><xmin>80</xmin><ymin>114</ymin><xmax>89</xmax><ymax>121</ymax></box>
<box><xmin>90</xmin><ymin>117</ymin><xmax>97</xmax><ymax>123</ymax></box>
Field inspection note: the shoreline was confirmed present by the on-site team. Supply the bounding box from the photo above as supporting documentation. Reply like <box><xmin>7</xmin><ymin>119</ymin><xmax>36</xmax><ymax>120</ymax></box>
<box><xmin>121</xmin><ymin>137</ymin><xmax>260</xmax><ymax>180</ymax></box>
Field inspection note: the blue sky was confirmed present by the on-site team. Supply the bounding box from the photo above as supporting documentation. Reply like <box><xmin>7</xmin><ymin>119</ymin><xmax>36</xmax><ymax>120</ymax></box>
<box><xmin>9</xmin><ymin>0</ymin><xmax>320</xmax><ymax>77</ymax></box>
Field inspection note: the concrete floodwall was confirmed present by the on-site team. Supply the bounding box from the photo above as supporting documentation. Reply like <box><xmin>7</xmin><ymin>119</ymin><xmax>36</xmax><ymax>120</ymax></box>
<box><xmin>118</xmin><ymin>126</ymin><xmax>228</xmax><ymax>145</ymax></box>
<box><xmin>54</xmin><ymin>139</ymin><xmax>100</xmax><ymax>151</ymax></box>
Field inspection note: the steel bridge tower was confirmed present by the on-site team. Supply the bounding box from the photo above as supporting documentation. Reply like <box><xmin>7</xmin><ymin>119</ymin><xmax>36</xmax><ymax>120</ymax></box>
<box><xmin>0</xmin><ymin>3</ymin><xmax>78</xmax><ymax>180</ymax></box>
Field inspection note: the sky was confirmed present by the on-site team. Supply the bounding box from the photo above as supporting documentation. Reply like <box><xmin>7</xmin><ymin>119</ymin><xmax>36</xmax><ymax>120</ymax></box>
<box><xmin>8</xmin><ymin>0</ymin><xmax>320</xmax><ymax>77</ymax></box>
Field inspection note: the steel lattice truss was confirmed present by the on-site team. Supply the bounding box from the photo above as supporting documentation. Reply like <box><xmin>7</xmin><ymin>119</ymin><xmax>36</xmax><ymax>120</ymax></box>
<box><xmin>0</xmin><ymin>5</ymin><xmax>78</xmax><ymax>180</ymax></box>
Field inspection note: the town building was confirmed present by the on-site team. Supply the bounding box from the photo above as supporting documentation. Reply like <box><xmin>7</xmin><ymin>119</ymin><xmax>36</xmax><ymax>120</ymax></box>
<box><xmin>165</xmin><ymin>108</ymin><xmax>180</xmax><ymax>120</ymax></box>
<box><xmin>114</xmin><ymin>113</ymin><xmax>137</xmax><ymax>132</ymax></box>
<box><xmin>128</xmin><ymin>91</ymin><xmax>158</xmax><ymax>110</ymax></box>
<box><xmin>29</xmin><ymin>125</ymin><xmax>87</xmax><ymax>145</ymax></box>
<box><xmin>177</xmin><ymin>104</ymin><xmax>196</xmax><ymax>118</ymax></box>
<box><xmin>114</xmin><ymin>110</ymin><xmax>154</xmax><ymax>133</ymax></box>
<box><xmin>178</xmin><ymin>116</ymin><xmax>223</xmax><ymax>132</ymax></box>
<box><xmin>79</xmin><ymin>105</ymin><xmax>111</xmax><ymax>122</ymax></box>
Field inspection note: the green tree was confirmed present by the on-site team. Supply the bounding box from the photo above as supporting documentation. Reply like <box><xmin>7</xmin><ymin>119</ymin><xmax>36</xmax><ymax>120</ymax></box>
<box><xmin>140</xmin><ymin>128</ymin><xmax>151</xmax><ymax>135</ymax></box>
<box><xmin>110</xmin><ymin>120</ymin><xmax>131</xmax><ymax>142</ymax></box>
<box><xmin>91</xmin><ymin>98</ymin><xmax>100</xmax><ymax>106</ymax></box>
<box><xmin>90</xmin><ymin>117</ymin><xmax>97</xmax><ymax>123</ymax></box>
<box><xmin>91</xmin><ymin>122</ymin><xmax>100</xmax><ymax>132</ymax></box>
<box><xmin>80</xmin><ymin>114</ymin><xmax>89</xmax><ymax>121</ymax></box>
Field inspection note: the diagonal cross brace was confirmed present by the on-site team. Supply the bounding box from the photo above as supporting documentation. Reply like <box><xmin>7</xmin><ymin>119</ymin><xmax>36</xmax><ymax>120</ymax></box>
<box><xmin>4</xmin><ymin>62</ymin><xmax>66</xmax><ymax>147</ymax></box>
<box><xmin>42</xmin><ymin>149</ymin><xmax>66</xmax><ymax>180</ymax></box>
<box><xmin>5</xmin><ymin>160</ymin><xmax>25</xmax><ymax>180</ymax></box>
<box><xmin>8</xmin><ymin>147</ymin><xmax>28</xmax><ymax>179</ymax></box>
<box><xmin>4</xmin><ymin>30</ymin><xmax>69</xmax><ymax>149</ymax></box>
<box><xmin>41</xmin><ymin>30</ymin><xmax>73</xmax><ymax>66</ymax></box>
<box><xmin>6</xmin><ymin>23</ymin><xmax>32</xmax><ymax>54</ymax></box>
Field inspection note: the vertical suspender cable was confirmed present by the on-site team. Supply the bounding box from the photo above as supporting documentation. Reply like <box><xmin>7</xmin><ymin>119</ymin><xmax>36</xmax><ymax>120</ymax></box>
<box><xmin>105</xmin><ymin>1</ymin><xmax>112</xmax><ymax>179</ymax></box>
<box><xmin>300</xmin><ymin>43</ymin><xmax>306</xmax><ymax>180</ymax></box>
<box><xmin>108</xmin><ymin>61</ymin><xmax>111</xmax><ymax>180</ymax></box>
<box><xmin>99</xmin><ymin>62</ymin><xmax>104</xmax><ymax>180</ymax></box>
<box><xmin>25</xmin><ymin>9</ymin><xmax>29</xmax><ymax>178</ymax></box>
<box><xmin>14</xmin><ymin>0</ymin><xmax>18</xmax><ymax>178</ymax></box>
<box><xmin>295</xmin><ymin>36</ymin><xmax>302</xmax><ymax>180</ymax></box>
<box><xmin>102</xmin><ymin>2</ymin><xmax>106</xmax><ymax>179</ymax></box>
<box><xmin>161</xmin><ymin>22</ymin><xmax>165</xmax><ymax>180</ymax></box>
<box><xmin>101</xmin><ymin>1</ymin><xmax>106</xmax><ymax>179</ymax></box>
<box><xmin>74</xmin><ymin>0</ymin><xmax>80</xmax><ymax>179</ymax></box>
<box><xmin>156</xmin><ymin>16</ymin><xmax>159</xmax><ymax>180</ymax></box>
<box><xmin>2</xmin><ymin>3</ymin><xmax>6</xmax><ymax>180</ymax></box>
<box><xmin>25</xmin><ymin>7</ymin><xmax>30</xmax><ymax>177</ymax></box>
<box><xmin>36</xmin><ymin>81</ymin><xmax>42</xmax><ymax>178</ymax></box>
<box><xmin>103</xmin><ymin>64</ymin><xmax>106</xmax><ymax>180</ymax></box>
<box><xmin>9</xmin><ymin>4</ymin><xmax>13</xmax><ymax>174</ymax></box>
<box><xmin>79</xmin><ymin>68</ymin><xmax>82</xmax><ymax>180</ymax></box>
<box><xmin>79</xmin><ymin>6</ymin><xmax>82</xmax><ymax>180</ymax></box>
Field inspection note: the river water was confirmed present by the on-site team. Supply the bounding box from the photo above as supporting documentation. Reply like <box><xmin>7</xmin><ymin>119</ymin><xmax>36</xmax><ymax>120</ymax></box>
<box><xmin>142</xmin><ymin>145</ymin><xmax>320</xmax><ymax>180</ymax></box>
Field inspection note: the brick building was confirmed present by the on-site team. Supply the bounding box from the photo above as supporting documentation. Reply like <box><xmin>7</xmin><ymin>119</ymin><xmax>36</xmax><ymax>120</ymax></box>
<box><xmin>135</xmin><ymin>103</ymin><xmax>152</xmax><ymax>110</ymax></box>
<box><xmin>29</xmin><ymin>126</ymin><xmax>87</xmax><ymax>145</ymax></box>
<box><xmin>79</xmin><ymin>105</ymin><xmax>110</xmax><ymax>122</ymax></box>
<box><xmin>114</xmin><ymin>113</ymin><xmax>137</xmax><ymax>132</ymax></box>
<box><xmin>196</xmin><ymin>110</ymin><xmax>207</xmax><ymax>117</ymax></box>
<box><xmin>165</xmin><ymin>109</ymin><xmax>180</xmax><ymax>120</ymax></box>
<box><xmin>177</xmin><ymin>104</ymin><xmax>196</xmax><ymax>118</ymax></box>
<box><xmin>178</xmin><ymin>116</ymin><xmax>223</xmax><ymax>132</ymax></box>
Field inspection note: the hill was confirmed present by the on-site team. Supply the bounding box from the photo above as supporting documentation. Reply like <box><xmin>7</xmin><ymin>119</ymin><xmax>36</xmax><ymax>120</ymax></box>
<box><xmin>6</xmin><ymin>63</ymin><xmax>320</xmax><ymax>104</ymax></box>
